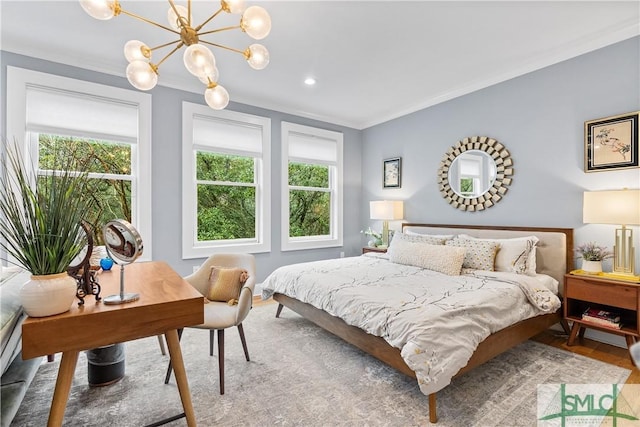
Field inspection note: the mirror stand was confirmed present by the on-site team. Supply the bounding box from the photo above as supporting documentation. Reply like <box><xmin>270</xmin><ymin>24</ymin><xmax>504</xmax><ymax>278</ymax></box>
<box><xmin>103</xmin><ymin>264</ymin><xmax>140</xmax><ymax>305</ymax></box>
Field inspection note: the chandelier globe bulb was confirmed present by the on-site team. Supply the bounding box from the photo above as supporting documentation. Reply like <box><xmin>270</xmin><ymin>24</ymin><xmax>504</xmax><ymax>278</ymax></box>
<box><xmin>80</xmin><ymin>0</ymin><xmax>115</xmax><ymax>20</ymax></box>
<box><xmin>222</xmin><ymin>0</ymin><xmax>246</xmax><ymax>14</ymax></box>
<box><xmin>205</xmin><ymin>85</ymin><xmax>230</xmax><ymax>110</ymax></box>
<box><xmin>124</xmin><ymin>40</ymin><xmax>150</xmax><ymax>62</ymax></box>
<box><xmin>126</xmin><ymin>61</ymin><xmax>158</xmax><ymax>91</ymax></box>
<box><xmin>241</xmin><ymin>6</ymin><xmax>271</xmax><ymax>40</ymax></box>
<box><xmin>167</xmin><ymin>4</ymin><xmax>190</xmax><ymax>30</ymax></box>
<box><xmin>183</xmin><ymin>44</ymin><xmax>216</xmax><ymax>78</ymax></box>
<box><xmin>246</xmin><ymin>44</ymin><xmax>269</xmax><ymax>70</ymax></box>
<box><xmin>198</xmin><ymin>67</ymin><xmax>220</xmax><ymax>85</ymax></box>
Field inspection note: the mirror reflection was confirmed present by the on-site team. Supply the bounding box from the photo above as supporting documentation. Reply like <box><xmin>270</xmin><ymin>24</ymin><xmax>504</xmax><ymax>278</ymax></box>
<box><xmin>103</xmin><ymin>220</ymin><xmax>143</xmax><ymax>264</ymax></box>
<box><xmin>448</xmin><ymin>150</ymin><xmax>497</xmax><ymax>198</ymax></box>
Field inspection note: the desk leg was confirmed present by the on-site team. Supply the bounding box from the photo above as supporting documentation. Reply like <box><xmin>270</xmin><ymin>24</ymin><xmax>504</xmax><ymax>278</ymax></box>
<box><xmin>47</xmin><ymin>350</ymin><xmax>79</xmax><ymax>427</ymax></box>
<box><xmin>165</xmin><ymin>329</ymin><xmax>196</xmax><ymax>427</ymax></box>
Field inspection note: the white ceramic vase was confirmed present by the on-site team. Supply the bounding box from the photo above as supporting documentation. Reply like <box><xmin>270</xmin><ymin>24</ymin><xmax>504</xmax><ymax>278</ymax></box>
<box><xmin>582</xmin><ymin>260</ymin><xmax>603</xmax><ymax>274</ymax></box>
<box><xmin>20</xmin><ymin>272</ymin><xmax>77</xmax><ymax>317</ymax></box>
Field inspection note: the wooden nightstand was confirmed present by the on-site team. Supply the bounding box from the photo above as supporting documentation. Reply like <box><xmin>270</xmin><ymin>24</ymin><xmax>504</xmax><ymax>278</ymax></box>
<box><xmin>564</xmin><ymin>273</ymin><xmax>640</xmax><ymax>357</ymax></box>
<box><xmin>362</xmin><ymin>246</ymin><xmax>387</xmax><ymax>254</ymax></box>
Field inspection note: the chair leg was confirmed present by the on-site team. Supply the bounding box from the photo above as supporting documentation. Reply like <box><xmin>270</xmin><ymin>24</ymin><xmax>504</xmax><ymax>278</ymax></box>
<box><xmin>217</xmin><ymin>329</ymin><xmax>225</xmax><ymax>395</ymax></box>
<box><xmin>275</xmin><ymin>303</ymin><xmax>284</xmax><ymax>318</ymax></box>
<box><xmin>164</xmin><ymin>328</ymin><xmax>184</xmax><ymax>384</ymax></box>
<box><xmin>209</xmin><ymin>330</ymin><xmax>215</xmax><ymax>356</ymax></box>
<box><xmin>237</xmin><ymin>323</ymin><xmax>250</xmax><ymax>362</ymax></box>
<box><xmin>157</xmin><ymin>335</ymin><xmax>167</xmax><ymax>356</ymax></box>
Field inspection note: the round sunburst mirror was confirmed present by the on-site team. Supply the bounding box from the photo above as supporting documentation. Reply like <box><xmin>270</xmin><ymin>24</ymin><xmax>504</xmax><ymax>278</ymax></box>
<box><xmin>437</xmin><ymin>136</ymin><xmax>514</xmax><ymax>212</ymax></box>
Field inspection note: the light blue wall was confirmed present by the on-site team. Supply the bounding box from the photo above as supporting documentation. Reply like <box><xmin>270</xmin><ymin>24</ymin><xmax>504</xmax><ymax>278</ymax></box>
<box><xmin>0</xmin><ymin>51</ymin><xmax>363</xmax><ymax>281</ymax></box>
<box><xmin>362</xmin><ymin>37</ymin><xmax>640</xmax><ymax>272</ymax></box>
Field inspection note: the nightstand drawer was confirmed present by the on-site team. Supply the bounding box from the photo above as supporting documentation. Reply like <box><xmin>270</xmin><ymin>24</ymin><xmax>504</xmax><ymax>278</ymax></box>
<box><xmin>565</xmin><ymin>278</ymin><xmax>637</xmax><ymax>310</ymax></box>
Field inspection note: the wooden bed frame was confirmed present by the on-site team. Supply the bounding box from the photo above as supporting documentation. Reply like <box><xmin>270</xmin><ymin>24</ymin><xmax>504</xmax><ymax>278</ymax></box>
<box><xmin>272</xmin><ymin>224</ymin><xmax>573</xmax><ymax>423</ymax></box>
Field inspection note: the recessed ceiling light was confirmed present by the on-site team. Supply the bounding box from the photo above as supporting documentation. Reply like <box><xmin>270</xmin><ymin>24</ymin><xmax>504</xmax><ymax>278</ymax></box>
<box><xmin>304</xmin><ymin>77</ymin><xmax>316</xmax><ymax>86</ymax></box>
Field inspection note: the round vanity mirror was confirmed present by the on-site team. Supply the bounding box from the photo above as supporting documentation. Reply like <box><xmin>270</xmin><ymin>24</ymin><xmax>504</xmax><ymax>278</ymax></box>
<box><xmin>102</xmin><ymin>219</ymin><xmax>143</xmax><ymax>304</ymax></box>
<box><xmin>437</xmin><ymin>136</ymin><xmax>514</xmax><ymax>212</ymax></box>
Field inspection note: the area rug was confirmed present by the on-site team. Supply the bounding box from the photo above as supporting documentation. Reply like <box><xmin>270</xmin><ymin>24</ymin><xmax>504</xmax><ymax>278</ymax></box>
<box><xmin>12</xmin><ymin>305</ymin><xmax>631</xmax><ymax>426</ymax></box>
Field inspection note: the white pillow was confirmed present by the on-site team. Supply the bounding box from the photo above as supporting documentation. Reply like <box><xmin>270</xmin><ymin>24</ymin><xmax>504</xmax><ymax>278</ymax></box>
<box><xmin>458</xmin><ymin>234</ymin><xmax>539</xmax><ymax>276</ymax></box>
<box><xmin>390</xmin><ymin>232</ymin><xmax>447</xmax><ymax>248</ymax></box>
<box><xmin>445</xmin><ymin>238</ymin><xmax>499</xmax><ymax>271</ymax></box>
<box><xmin>404</xmin><ymin>230</ymin><xmax>455</xmax><ymax>241</ymax></box>
<box><xmin>388</xmin><ymin>238</ymin><xmax>466</xmax><ymax>276</ymax></box>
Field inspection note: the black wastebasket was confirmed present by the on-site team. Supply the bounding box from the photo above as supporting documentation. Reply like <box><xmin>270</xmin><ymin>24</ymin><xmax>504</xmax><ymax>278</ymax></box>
<box><xmin>87</xmin><ymin>343</ymin><xmax>125</xmax><ymax>386</ymax></box>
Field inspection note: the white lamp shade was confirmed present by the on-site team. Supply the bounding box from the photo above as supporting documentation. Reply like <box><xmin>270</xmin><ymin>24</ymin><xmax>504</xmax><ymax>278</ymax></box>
<box><xmin>583</xmin><ymin>189</ymin><xmax>640</xmax><ymax>225</ymax></box>
<box><xmin>370</xmin><ymin>200</ymin><xmax>404</xmax><ymax>220</ymax></box>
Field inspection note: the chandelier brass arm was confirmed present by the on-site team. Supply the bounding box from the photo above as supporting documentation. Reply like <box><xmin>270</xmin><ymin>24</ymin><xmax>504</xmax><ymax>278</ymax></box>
<box><xmin>119</xmin><ymin>9</ymin><xmax>180</xmax><ymax>35</ymax></box>
<box><xmin>79</xmin><ymin>0</ymin><xmax>272</xmax><ymax>110</ymax></box>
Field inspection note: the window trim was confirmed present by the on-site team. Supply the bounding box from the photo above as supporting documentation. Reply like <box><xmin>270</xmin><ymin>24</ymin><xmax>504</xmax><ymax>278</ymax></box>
<box><xmin>281</xmin><ymin>122</ymin><xmax>343</xmax><ymax>251</ymax></box>
<box><xmin>6</xmin><ymin>67</ymin><xmax>153</xmax><ymax>261</ymax></box>
<box><xmin>182</xmin><ymin>102</ymin><xmax>271</xmax><ymax>257</ymax></box>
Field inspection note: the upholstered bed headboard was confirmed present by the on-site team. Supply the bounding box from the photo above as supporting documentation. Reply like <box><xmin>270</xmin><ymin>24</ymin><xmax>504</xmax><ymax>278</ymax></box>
<box><xmin>401</xmin><ymin>223</ymin><xmax>573</xmax><ymax>292</ymax></box>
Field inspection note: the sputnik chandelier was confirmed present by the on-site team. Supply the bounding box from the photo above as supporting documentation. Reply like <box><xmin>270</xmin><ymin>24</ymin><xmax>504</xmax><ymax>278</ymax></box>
<box><xmin>79</xmin><ymin>0</ymin><xmax>271</xmax><ymax>110</ymax></box>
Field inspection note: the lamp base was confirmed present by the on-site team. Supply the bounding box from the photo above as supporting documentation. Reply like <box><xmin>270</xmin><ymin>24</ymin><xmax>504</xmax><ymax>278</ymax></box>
<box><xmin>103</xmin><ymin>293</ymin><xmax>140</xmax><ymax>305</ymax></box>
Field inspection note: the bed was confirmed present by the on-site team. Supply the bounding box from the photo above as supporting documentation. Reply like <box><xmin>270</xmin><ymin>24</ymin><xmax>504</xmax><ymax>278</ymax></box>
<box><xmin>262</xmin><ymin>223</ymin><xmax>573</xmax><ymax>423</ymax></box>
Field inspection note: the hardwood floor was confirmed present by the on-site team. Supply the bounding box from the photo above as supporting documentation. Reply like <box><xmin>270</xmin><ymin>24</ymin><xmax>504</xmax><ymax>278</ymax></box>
<box><xmin>253</xmin><ymin>296</ymin><xmax>639</xmax><ymax>383</ymax></box>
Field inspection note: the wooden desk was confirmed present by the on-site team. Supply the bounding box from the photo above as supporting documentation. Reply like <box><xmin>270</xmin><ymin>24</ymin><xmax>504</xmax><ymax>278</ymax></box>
<box><xmin>22</xmin><ymin>261</ymin><xmax>204</xmax><ymax>427</ymax></box>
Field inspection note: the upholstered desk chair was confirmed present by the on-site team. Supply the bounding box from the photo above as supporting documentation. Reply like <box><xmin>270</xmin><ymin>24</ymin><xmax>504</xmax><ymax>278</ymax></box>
<box><xmin>165</xmin><ymin>253</ymin><xmax>256</xmax><ymax>394</ymax></box>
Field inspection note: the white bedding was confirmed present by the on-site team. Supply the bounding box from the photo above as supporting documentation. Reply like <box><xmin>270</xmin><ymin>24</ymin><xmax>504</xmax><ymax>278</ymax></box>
<box><xmin>261</xmin><ymin>253</ymin><xmax>561</xmax><ymax>396</ymax></box>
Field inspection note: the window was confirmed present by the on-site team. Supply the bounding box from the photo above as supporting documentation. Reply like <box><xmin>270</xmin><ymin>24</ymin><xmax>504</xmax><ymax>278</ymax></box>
<box><xmin>281</xmin><ymin>122</ymin><xmax>343</xmax><ymax>251</ymax></box>
<box><xmin>6</xmin><ymin>67</ymin><xmax>152</xmax><ymax>259</ymax></box>
<box><xmin>182</xmin><ymin>102</ymin><xmax>271</xmax><ymax>257</ymax></box>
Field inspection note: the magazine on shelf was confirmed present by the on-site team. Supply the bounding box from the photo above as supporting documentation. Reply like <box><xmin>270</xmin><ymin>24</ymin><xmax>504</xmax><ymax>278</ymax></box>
<box><xmin>581</xmin><ymin>307</ymin><xmax>622</xmax><ymax>329</ymax></box>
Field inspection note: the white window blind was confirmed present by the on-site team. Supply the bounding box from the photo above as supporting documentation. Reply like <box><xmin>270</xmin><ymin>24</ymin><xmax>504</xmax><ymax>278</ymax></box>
<box><xmin>25</xmin><ymin>86</ymin><xmax>139</xmax><ymax>143</ymax></box>
<box><xmin>460</xmin><ymin>157</ymin><xmax>481</xmax><ymax>175</ymax></box>
<box><xmin>288</xmin><ymin>132</ymin><xmax>337</xmax><ymax>164</ymax></box>
<box><xmin>193</xmin><ymin>114</ymin><xmax>264</xmax><ymax>155</ymax></box>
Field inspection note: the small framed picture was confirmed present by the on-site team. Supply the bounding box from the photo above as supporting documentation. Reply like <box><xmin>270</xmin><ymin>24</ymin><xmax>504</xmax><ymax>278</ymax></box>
<box><xmin>383</xmin><ymin>157</ymin><xmax>401</xmax><ymax>188</ymax></box>
<box><xmin>585</xmin><ymin>111</ymin><xmax>639</xmax><ymax>172</ymax></box>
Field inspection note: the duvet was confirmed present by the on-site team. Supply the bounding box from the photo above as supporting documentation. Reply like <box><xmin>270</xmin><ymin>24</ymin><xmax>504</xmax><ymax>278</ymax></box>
<box><xmin>261</xmin><ymin>253</ymin><xmax>561</xmax><ymax>395</ymax></box>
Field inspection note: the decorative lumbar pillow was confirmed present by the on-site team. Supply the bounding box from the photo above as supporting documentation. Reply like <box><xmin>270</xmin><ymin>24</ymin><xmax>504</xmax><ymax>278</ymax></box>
<box><xmin>445</xmin><ymin>238</ymin><xmax>499</xmax><ymax>271</ymax></box>
<box><xmin>388</xmin><ymin>238</ymin><xmax>466</xmax><ymax>276</ymax></box>
<box><xmin>206</xmin><ymin>267</ymin><xmax>249</xmax><ymax>305</ymax></box>
<box><xmin>458</xmin><ymin>234</ymin><xmax>539</xmax><ymax>275</ymax></box>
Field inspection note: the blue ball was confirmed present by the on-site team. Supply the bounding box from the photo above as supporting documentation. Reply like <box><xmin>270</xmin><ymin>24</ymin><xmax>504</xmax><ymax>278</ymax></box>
<box><xmin>100</xmin><ymin>257</ymin><xmax>114</xmax><ymax>271</ymax></box>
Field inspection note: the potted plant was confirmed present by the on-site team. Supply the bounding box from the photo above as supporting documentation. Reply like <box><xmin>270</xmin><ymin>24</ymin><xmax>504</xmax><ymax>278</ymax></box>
<box><xmin>361</xmin><ymin>227</ymin><xmax>383</xmax><ymax>248</ymax></box>
<box><xmin>0</xmin><ymin>141</ymin><xmax>94</xmax><ymax>317</ymax></box>
<box><xmin>575</xmin><ymin>242</ymin><xmax>613</xmax><ymax>273</ymax></box>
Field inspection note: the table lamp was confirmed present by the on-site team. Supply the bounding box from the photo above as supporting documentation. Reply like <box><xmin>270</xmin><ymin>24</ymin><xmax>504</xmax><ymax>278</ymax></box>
<box><xmin>370</xmin><ymin>200</ymin><xmax>404</xmax><ymax>248</ymax></box>
<box><xmin>583</xmin><ymin>189</ymin><xmax>640</xmax><ymax>278</ymax></box>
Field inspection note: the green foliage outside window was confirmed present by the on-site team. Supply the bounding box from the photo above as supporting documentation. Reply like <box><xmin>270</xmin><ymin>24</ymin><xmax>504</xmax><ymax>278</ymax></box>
<box><xmin>288</xmin><ymin>163</ymin><xmax>330</xmax><ymax>237</ymax></box>
<box><xmin>460</xmin><ymin>177</ymin><xmax>474</xmax><ymax>194</ymax></box>
<box><xmin>196</xmin><ymin>152</ymin><xmax>256</xmax><ymax>241</ymax></box>
<box><xmin>38</xmin><ymin>134</ymin><xmax>132</xmax><ymax>244</ymax></box>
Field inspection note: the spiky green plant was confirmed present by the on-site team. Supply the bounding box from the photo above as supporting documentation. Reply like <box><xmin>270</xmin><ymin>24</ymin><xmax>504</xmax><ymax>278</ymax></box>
<box><xmin>0</xmin><ymin>140</ymin><xmax>94</xmax><ymax>275</ymax></box>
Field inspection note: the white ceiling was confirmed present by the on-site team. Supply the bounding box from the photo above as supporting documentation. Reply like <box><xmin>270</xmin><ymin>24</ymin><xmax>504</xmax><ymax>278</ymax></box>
<box><xmin>1</xmin><ymin>1</ymin><xmax>639</xmax><ymax>129</ymax></box>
